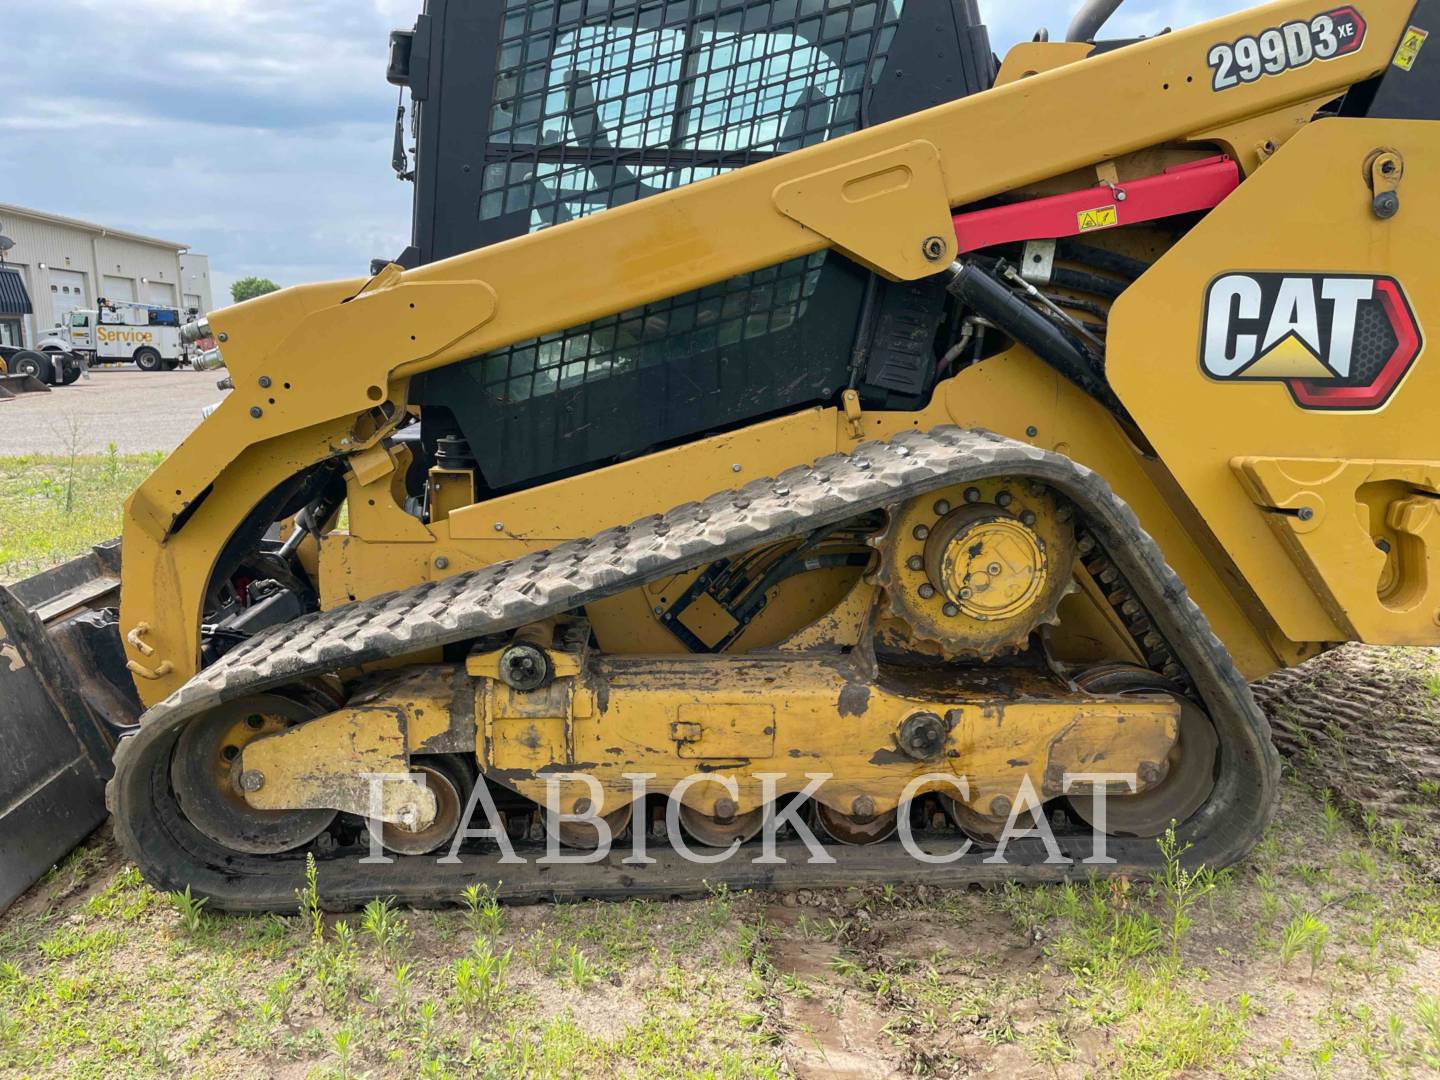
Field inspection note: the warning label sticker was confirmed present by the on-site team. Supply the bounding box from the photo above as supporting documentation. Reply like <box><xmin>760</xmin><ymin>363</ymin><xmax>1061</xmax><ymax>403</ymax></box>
<box><xmin>1077</xmin><ymin>205</ymin><xmax>1119</xmax><ymax>232</ymax></box>
<box><xmin>1394</xmin><ymin>25</ymin><xmax>1428</xmax><ymax>70</ymax></box>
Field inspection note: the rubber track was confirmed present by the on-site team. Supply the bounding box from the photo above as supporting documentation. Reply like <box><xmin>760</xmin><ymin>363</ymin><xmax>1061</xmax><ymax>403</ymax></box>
<box><xmin>108</xmin><ymin>426</ymin><xmax>1280</xmax><ymax>910</ymax></box>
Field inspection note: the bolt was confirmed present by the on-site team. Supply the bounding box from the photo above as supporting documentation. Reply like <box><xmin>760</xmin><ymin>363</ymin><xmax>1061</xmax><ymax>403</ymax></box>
<box><xmin>899</xmin><ymin>712</ymin><xmax>947</xmax><ymax>760</ymax></box>
<box><xmin>921</xmin><ymin>235</ymin><xmax>947</xmax><ymax>261</ymax></box>
<box><xmin>964</xmin><ymin>487</ymin><xmax>981</xmax><ymax>503</ymax></box>
<box><xmin>1026</xmin><ymin>425</ymin><xmax>1039</xmax><ymax>437</ymax></box>
<box><xmin>239</xmin><ymin>770</ymin><xmax>265</xmax><ymax>793</ymax></box>
<box><xmin>1137</xmin><ymin>761</ymin><xmax>1163</xmax><ymax>786</ymax></box>
<box><xmin>246</xmin><ymin>714</ymin><xmax>265</xmax><ymax>729</ymax></box>
<box><xmin>1374</xmin><ymin>191</ymin><xmax>1400</xmax><ymax>219</ymax></box>
<box><xmin>989</xmin><ymin>794</ymin><xmax>1012</xmax><ymax>819</ymax></box>
<box><xmin>996</xmin><ymin>491</ymin><xmax>1013</xmax><ymax>508</ymax></box>
<box><xmin>249</xmin><ymin>406</ymin><xmax>263</xmax><ymax>418</ymax></box>
<box><xmin>913</xmin><ymin>524</ymin><xmax>930</xmax><ymax>541</ymax></box>
<box><xmin>494</xmin><ymin>522</ymin><xmax>505</xmax><ymax>532</ymax></box>
<box><xmin>216</xmin><ymin>376</ymin><xmax>233</xmax><ymax>390</ymax></box>
<box><xmin>918</xmin><ymin>583</ymin><xmax>936</xmax><ymax>599</ymax></box>
<box><xmin>732</xmin><ymin>463</ymin><xmax>742</xmax><ymax>473</ymax></box>
<box><xmin>573</xmin><ymin>797</ymin><xmax>592</xmax><ymax>816</ymax></box>
<box><xmin>713</xmin><ymin>797</ymin><xmax>737</xmax><ymax>823</ymax></box>
<box><xmin>258</xmin><ymin>375</ymin><xmax>272</xmax><ymax>388</ymax></box>
<box><xmin>434</xmin><ymin>556</ymin><xmax>449</xmax><ymax>570</ymax></box>
<box><xmin>851</xmin><ymin>795</ymin><xmax>876</xmax><ymax>822</ymax></box>
<box><xmin>907</xmin><ymin>555</ymin><xmax>924</xmax><ymax>572</ymax></box>
<box><xmin>1297</xmin><ymin>507</ymin><xmax>1315</xmax><ymax>522</ymax></box>
<box><xmin>987</xmin><ymin>562</ymin><xmax>1003</xmax><ymax>576</ymax></box>
<box><xmin>1376</xmin><ymin>537</ymin><xmax>1393</xmax><ymax>553</ymax></box>
<box><xmin>958</xmin><ymin>587</ymin><xmax>973</xmax><ymax>600</ymax></box>
<box><xmin>1020</xmin><ymin>510</ymin><xmax>1037</xmax><ymax>527</ymax></box>
<box><xmin>933</xmin><ymin>499</ymin><xmax>951</xmax><ymax>516</ymax></box>
<box><xmin>217</xmin><ymin>332</ymin><xmax>229</xmax><ymax>343</ymax></box>
<box><xmin>942</xmin><ymin>602</ymin><xmax>960</xmax><ymax>617</ymax></box>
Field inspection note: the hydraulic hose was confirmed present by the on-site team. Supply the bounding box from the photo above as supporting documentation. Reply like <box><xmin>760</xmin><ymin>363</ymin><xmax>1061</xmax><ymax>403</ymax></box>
<box><xmin>945</xmin><ymin>261</ymin><xmax>1124</xmax><ymax>415</ymax></box>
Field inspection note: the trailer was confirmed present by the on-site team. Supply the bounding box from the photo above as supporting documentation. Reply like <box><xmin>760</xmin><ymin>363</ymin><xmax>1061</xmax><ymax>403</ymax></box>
<box><xmin>0</xmin><ymin>343</ymin><xmax>82</xmax><ymax>390</ymax></box>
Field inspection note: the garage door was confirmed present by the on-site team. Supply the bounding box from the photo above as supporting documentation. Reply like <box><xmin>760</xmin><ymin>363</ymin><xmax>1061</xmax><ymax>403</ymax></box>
<box><xmin>102</xmin><ymin>276</ymin><xmax>135</xmax><ymax>302</ymax></box>
<box><xmin>48</xmin><ymin>269</ymin><xmax>88</xmax><ymax>322</ymax></box>
<box><xmin>143</xmin><ymin>281</ymin><xmax>176</xmax><ymax>308</ymax></box>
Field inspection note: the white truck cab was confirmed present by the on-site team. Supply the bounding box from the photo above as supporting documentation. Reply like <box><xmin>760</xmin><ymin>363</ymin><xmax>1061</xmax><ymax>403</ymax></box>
<box><xmin>39</xmin><ymin>298</ymin><xmax>192</xmax><ymax>371</ymax></box>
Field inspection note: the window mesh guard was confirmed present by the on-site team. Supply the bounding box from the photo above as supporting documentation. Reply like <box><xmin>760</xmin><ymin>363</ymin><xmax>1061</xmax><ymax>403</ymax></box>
<box><xmin>420</xmin><ymin>0</ymin><xmax>941</xmax><ymax>489</ymax></box>
<box><xmin>473</xmin><ymin>0</ymin><xmax>905</xmax><ymax>408</ymax></box>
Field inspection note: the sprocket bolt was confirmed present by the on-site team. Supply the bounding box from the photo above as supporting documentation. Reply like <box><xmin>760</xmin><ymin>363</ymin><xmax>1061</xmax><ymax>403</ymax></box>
<box><xmin>239</xmin><ymin>770</ymin><xmax>265</xmax><ymax>793</ymax></box>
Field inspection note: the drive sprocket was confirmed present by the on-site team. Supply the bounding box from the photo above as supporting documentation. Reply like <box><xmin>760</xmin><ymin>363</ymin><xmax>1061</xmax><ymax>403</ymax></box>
<box><xmin>872</xmin><ymin>476</ymin><xmax>1077</xmax><ymax>659</ymax></box>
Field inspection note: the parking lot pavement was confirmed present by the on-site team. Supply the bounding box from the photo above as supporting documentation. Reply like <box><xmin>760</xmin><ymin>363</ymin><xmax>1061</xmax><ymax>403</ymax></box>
<box><xmin>0</xmin><ymin>368</ymin><xmax>229</xmax><ymax>455</ymax></box>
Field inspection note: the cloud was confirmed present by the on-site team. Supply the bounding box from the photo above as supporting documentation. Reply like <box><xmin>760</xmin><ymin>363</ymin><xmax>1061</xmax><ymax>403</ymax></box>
<box><xmin>4</xmin><ymin>0</ymin><xmax>1250</xmax><ymax>305</ymax></box>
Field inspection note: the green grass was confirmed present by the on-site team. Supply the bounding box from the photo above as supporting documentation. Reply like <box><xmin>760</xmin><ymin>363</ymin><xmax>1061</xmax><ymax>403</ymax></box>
<box><xmin>0</xmin><ymin>449</ymin><xmax>162</xmax><ymax>582</ymax></box>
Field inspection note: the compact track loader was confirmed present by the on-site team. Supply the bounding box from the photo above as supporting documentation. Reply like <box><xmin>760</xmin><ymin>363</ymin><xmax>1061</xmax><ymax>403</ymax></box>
<box><xmin>4</xmin><ymin>0</ymin><xmax>1440</xmax><ymax>910</ymax></box>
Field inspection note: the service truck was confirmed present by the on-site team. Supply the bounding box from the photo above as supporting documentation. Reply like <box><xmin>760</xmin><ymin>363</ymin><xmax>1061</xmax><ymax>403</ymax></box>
<box><xmin>39</xmin><ymin>297</ymin><xmax>192</xmax><ymax>372</ymax></box>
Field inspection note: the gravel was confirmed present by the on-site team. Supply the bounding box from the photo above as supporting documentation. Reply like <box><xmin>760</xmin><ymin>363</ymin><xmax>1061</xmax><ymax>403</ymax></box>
<box><xmin>0</xmin><ymin>368</ymin><xmax>229</xmax><ymax>455</ymax></box>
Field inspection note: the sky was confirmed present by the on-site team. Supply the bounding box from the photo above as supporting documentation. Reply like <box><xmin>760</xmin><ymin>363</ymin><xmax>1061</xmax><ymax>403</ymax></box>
<box><xmin>2</xmin><ymin>0</ymin><xmax>1252</xmax><ymax>303</ymax></box>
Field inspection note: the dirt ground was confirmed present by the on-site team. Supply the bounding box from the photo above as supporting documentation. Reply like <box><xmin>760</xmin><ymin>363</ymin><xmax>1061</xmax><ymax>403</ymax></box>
<box><xmin>2</xmin><ymin>647</ymin><xmax>1440</xmax><ymax>1078</ymax></box>
<box><xmin>0</xmin><ymin>368</ymin><xmax>227</xmax><ymax>455</ymax></box>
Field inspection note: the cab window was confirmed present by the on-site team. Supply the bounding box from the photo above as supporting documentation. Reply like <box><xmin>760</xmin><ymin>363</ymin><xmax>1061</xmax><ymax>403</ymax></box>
<box><xmin>70</xmin><ymin>313</ymin><xmax>89</xmax><ymax>328</ymax></box>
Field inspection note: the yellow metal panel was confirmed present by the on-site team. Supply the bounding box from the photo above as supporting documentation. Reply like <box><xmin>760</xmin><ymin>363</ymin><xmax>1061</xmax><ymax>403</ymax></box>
<box><xmin>497</xmin><ymin>656</ymin><xmax>1179</xmax><ymax>819</ymax></box>
<box><xmin>772</xmin><ymin>140</ymin><xmax>956</xmax><ymax>278</ymax></box>
<box><xmin>1108</xmin><ymin>118</ymin><xmax>1440</xmax><ymax>646</ymax></box>
<box><xmin>241</xmin><ymin>705</ymin><xmax>436</xmax><ymax>824</ymax></box>
<box><xmin>673</xmin><ymin>703</ymin><xmax>776</xmax><ymax>759</ymax></box>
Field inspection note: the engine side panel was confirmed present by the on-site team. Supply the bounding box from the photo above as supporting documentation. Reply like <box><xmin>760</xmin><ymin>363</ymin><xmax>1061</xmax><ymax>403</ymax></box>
<box><xmin>1109</xmin><ymin>118</ymin><xmax>1440</xmax><ymax>644</ymax></box>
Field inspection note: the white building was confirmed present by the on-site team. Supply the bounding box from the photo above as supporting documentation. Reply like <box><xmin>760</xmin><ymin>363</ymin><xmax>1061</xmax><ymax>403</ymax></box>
<box><xmin>0</xmin><ymin>203</ymin><xmax>213</xmax><ymax>349</ymax></box>
<box><xmin>180</xmin><ymin>253</ymin><xmax>214</xmax><ymax>318</ymax></box>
